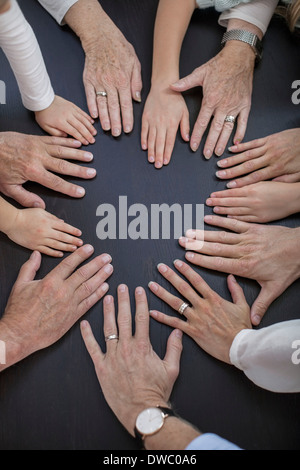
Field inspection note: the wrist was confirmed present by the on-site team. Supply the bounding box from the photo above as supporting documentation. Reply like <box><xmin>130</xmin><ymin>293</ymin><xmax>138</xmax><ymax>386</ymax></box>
<box><xmin>144</xmin><ymin>416</ymin><xmax>201</xmax><ymax>451</ymax></box>
<box><xmin>223</xmin><ymin>40</ymin><xmax>256</xmax><ymax>65</ymax></box>
<box><xmin>0</xmin><ymin>318</ymin><xmax>24</xmax><ymax>371</ymax></box>
<box><xmin>1</xmin><ymin>205</ymin><xmax>20</xmax><ymax>236</ymax></box>
<box><xmin>124</xmin><ymin>399</ymin><xmax>170</xmax><ymax>437</ymax></box>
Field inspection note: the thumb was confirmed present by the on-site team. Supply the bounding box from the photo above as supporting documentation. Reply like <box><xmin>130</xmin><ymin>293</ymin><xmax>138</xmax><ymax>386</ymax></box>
<box><xmin>272</xmin><ymin>173</ymin><xmax>300</xmax><ymax>183</ymax></box>
<box><xmin>170</xmin><ymin>67</ymin><xmax>205</xmax><ymax>92</ymax></box>
<box><xmin>164</xmin><ymin>329</ymin><xmax>183</xmax><ymax>381</ymax></box>
<box><xmin>180</xmin><ymin>110</ymin><xmax>190</xmax><ymax>142</ymax></box>
<box><xmin>15</xmin><ymin>251</ymin><xmax>42</xmax><ymax>285</ymax></box>
<box><xmin>227</xmin><ymin>275</ymin><xmax>248</xmax><ymax>306</ymax></box>
<box><xmin>131</xmin><ymin>58</ymin><xmax>143</xmax><ymax>103</ymax></box>
<box><xmin>251</xmin><ymin>284</ymin><xmax>277</xmax><ymax>326</ymax></box>
<box><xmin>4</xmin><ymin>185</ymin><xmax>46</xmax><ymax>209</ymax></box>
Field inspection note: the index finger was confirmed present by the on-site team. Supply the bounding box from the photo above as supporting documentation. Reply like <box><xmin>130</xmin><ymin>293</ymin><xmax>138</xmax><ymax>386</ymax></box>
<box><xmin>34</xmin><ymin>167</ymin><xmax>86</xmax><ymax>198</ymax></box>
<box><xmin>48</xmin><ymin>244</ymin><xmax>94</xmax><ymax>281</ymax></box>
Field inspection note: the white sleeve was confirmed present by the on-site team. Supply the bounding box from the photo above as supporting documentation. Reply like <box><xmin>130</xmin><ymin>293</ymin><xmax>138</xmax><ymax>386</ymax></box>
<box><xmin>230</xmin><ymin>321</ymin><xmax>300</xmax><ymax>393</ymax></box>
<box><xmin>219</xmin><ymin>0</ymin><xmax>279</xmax><ymax>35</ymax></box>
<box><xmin>0</xmin><ymin>0</ymin><xmax>54</xmax><ymax>111</ymax></box>
<box><xmin>37</xmin><ymin>0</ymin><xmax>78</xmax><ymax>25</ymax></box>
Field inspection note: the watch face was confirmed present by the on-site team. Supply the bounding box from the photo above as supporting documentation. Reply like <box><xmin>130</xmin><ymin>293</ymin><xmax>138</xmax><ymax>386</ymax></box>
<box><xmin>136</xmin><ymin>408</ymin><xmax>164</xmax><ymax>436</ymax></box>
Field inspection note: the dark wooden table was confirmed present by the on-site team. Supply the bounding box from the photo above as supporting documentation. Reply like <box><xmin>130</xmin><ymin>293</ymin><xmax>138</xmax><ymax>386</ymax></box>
<box><xmin>0</xmin><ymin>0</ymin><xmax>299</xmax><ymax>450</ymax></box>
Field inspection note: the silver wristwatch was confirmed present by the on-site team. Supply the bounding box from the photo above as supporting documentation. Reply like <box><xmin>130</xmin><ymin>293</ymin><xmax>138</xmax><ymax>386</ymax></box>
<box><xmin>221</xmin><ymin>29</ymin><xmax>263</xmax><ymax>64</ymax></box>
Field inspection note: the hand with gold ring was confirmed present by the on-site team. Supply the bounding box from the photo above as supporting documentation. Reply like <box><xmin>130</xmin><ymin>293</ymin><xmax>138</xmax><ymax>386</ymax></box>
<box><xmin>148</xmin><ymin>261</ymin><xmax>251</xmax><ymax>364</ymax></box>
<box><xmin>80</xmin><ymin>284</ymin><xmax>183</xmax><ymax>437</ymax></box>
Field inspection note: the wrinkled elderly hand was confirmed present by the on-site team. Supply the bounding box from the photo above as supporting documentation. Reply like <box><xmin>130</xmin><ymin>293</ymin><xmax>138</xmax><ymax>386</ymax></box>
<box><xmin>80</xmin><ymin>285</ymin><xmax>182</xmax><ymax>436</ymax></box>
<box><xmin>0</xmin><ymin>132</ymin><xmax>96</xmax><ymax>209</ymax></box>
<box><xmin>217</xmin><ymin>129</ymin><xmax>300</xmax><ymax>188</ymax></box>
<box><xmin>180</xmin><ymin>216</ymin><xmax>300</xmax><ymax>326</ymax></box>
<box><xmin>171</xmin><ymin>42</ymin><xmax>255</xmax><ymax>159</ymax></box>
<box><xmin>83</xmin><ymin>19</ymin><xmax>142</xmax><ymax>137</ymax></box>
<box><xmin>149</xmin><ymin>261</ymin><xmax>251</xmax><ymax>364</ymax></box>
<box><xmin>0</xmin><ymin>245</ymin><xmax>113</xmax><ymax>370</ymax></box>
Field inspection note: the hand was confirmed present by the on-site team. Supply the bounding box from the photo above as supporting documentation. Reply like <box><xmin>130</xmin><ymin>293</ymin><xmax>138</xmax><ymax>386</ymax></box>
<box><xmin>0</xmin><ymin>132</ymin><xmax>96</xmax><ymax>209</ymax></box>
<box><xmin>171</xmin><ymin>42</ymin><xmax>254</xmax><ymax>159</ymax></box>
<box><xmin>35</xmin><ymin>95</ymin><xmax>97</xmax><ymax>146</ymax></box>
<box><xmin>80</xmin><ymin>284</ymin><xmax>183</xmax><ymax>436</ymax></box>
<box><xmin>206</xmin><ymin>181</ymin><xmax>300</xmax><ymax>223</ymax></box>
<box><xmin>149</xmin><ymin>261</ymin><xmax>251</xmax><ymax>364</ymax></box>
<box><xmin>83</xmin><ymin>21</ymin><xmax>142</xmax><ymax>136</ymax></box>
<box><xmin>5</xmin><ymin>208</ymin><xmax>83</xmax><ymax>257</ymax></box>
<box><xmin>179</xmin><ymin>216</ymin><xmax>300</xmax><ymax>326</ymax></box>
<box><xmin>0</xmin><ymin>245</ymin><xmax>113</xmax><ymax>370</ymax></box>
<box><xmin>141</xmin><ymin>85</ymin><xmax>190</xmax><ymax>168</ymax></box>
<box><xmin>217</xmin><ymin>129</ymin><xmax>300</xmax><ymax>188</ymax></box>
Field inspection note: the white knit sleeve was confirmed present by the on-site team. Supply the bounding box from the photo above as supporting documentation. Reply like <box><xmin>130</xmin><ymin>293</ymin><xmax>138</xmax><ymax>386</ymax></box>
<box><xmin>0</xmin><ymin>0</ymin><xmax>54</xmax><ymax>111</ymax></box>
<box><xmin>37</xmin><ymin>0</ymin><xmax>78</xmax><ymax>25</ymax></box>
<box><xmin>230</xmin><ymin>321</ymin><xmax>300</xmax><ymax>393</ymax></box>
<box><xmin>219</xmin><ymin>0</ymin><xmax>279</xmax><ymax>35</ymax></box>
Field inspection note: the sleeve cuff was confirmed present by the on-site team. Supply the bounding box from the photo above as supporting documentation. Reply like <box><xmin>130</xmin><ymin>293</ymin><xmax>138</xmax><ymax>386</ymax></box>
<box><xmin>185</xmin><ymin>433</ymin><xmax>242</xmax><ymax>450</ymax></box>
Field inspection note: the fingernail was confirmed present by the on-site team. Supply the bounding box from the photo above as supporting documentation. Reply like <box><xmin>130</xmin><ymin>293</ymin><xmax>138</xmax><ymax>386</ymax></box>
<box><xmin>179</xmin><ymin>236</ymin><xmax>188</xmax><ymax>243</ymax></box>
<box><xmin>175</xmin><ymin>329</ymin><xmax>183</xmax><ymax>339</ymax></box>
<box><xmin>174</xmin><ymin>259</ymin><xmax>183</xmax><ymax>268</ymax></box>
<box><xmin>102</xmin><ymin>254</ymin><xmax>112</xmax><ymax>263</ymax></box>
<box><xmin>213</xmin><ymin>207</ymin><xmax>220</xmax><ymax>213</ymax></box>
<box><xmin>206</xmin><ymin>198</ymin><xmax>213</xmax><ymax>206</ymax></box>
<box><xmin>228</xmin><ymin>145</ymin><xmax>237</xmax><ymax>152</ymax></box>
<box><xmin>124</xmin><ymin>125</ymin><xmax>132</xmax><ymax>134</ymax></box>
<box><xmin>217</xmin><ymin>160</ymin><xmax>227</xmax><ymax>167</ymax></box>
<box><xmin>204</xmin><ymin>150</ymin><xmax>212</xmax><ymax>159</ymax></box>
<box><xmin>148</xmin><ymin>156</ymin><xmax>155</xmax><ymax>163</ymax></box>
<box><xmin>185</xmin><ymin>134</ymin><xmax>190</xmax><ymax>141</ymax></box>
<box><xmin>155</xmin><ymin>162</ymin><xmax>163</xmax><ymax>169</ymax></box>
<box><xmin>216</xmin><ymin>170</ymin><xmax>226</xmax><ymax>178</ymax></box>
<box><xmin>119</xmin><ymin>284</ymin><xmax>126</xmax><ymax>292</ymax></box>
<box><xmin>185</xmin><ymin>229</ymin><xmax>196</xmax><ymax>238</ymax></box>
<box><xmin>191</xmin><ymin>143</ymin><xmax>198</xmax><ymax>152</ymax></box>
<box><xmin>163</xmin><ymin>159</ymin><xmax>169</xmax><ymax>165</ymax></box>
<box><xmin>234</xmin><ymin>140</ymin><xmax>241</xmax><ymax>146</ymax></box>
<box><xmin>142</xmin><ymin>144</ymin><xmax>147</xmax><ymax>150</ymax></box>
<box><xmin>136</xmin><ymin>286</ymin><xmax>143</xmax><ymax>295</ymax></box>
<box><xmin>104</xmin><ymin>264</ymin><xmax>113</xmax><ymax>274</ymax></box>
<box><xmin>227</xmin><ymin>181</ymin><xmax>237</xmax><ymax>189</ymax></box>
<box><xmin>216</xmin><ymin>148</ymin><xmax>223</xmax><ymax>156</ymax></box>
<box><xmin>76</xmin><ymin>187</ymin><xmax>85</xmax><ymax>196</ymax></box>
<box><xmin>185</xmin><ymin>252</ymin><xmax>194</xmax><ymax>260</ymax></box>
<box><xmin>101</xmin><ymin>282</ymin><xmax>109</xmax><ymax>292</ymax></box>
<box><xmin>113</xmin><ymin>128</ymin><xmax>121</xmax><ymax>137</ymax></box>
<box><xmin>33</xmin><ymin>202</ymin><xmax>43</xmax><ymax>208</ymax></box>
<box><xmin>204</xmin><ymin>215</ymin><xmax>213</xmax><ymax>222</ymax></box>
<box><xmin>104</xmin><ymin>295</ymin><xmax>113</xmax><ymax>304</ymax></box>
<box><xmin>87</xmin><ymin>168</ymin><xmax>96</xmax><ymax>177</ymax></box>
<box><xmin>157</xmin><ymin>263</ymin><xmax>168</xmax><ymax>273</ymax></box>
<box><xmin>135</xmin><ymin>91</ymin><xmax>141</xmax><ymax>102</ymax></box>
<box><xmin>83</xmin><ymin>244</ymin><xmax>94</xmax><ymax>254</ymax></box>
<box><xmin>148</xmin><ymin>281</ymin><xmax>158</xmax><ymax>292</ymax></box>
<box><xmin>84</xmin><ymin>152</ymin><xmax>94</xmax><ymax>161</ymax></box>
<box><xmin>150</xmin><ymin>310</ymin><xmax>158</xmax><ymax>317</ymax></box>
<box><xmin>252</xmin><ymin>315</ymin><xmax>261</xmax><ymax>325</ymax></box>
<box><xmin>81</xmin><ymin>320</ymin><xmax>88</xmax><ymax>328</ymax></box>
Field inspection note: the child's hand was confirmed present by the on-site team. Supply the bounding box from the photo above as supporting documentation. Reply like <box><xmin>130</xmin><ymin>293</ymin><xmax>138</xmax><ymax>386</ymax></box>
<box><xmin>35</xmin><ymin>96</ymin><xmax>97</xmax><ymax>146</ymax></box>
<box><xmin>6</xmin><ymin>208</ymin><xmax>83</xmax><ymax>257</ymax></box>
<box><xmin>141</xmin><ymin>85</ymin><xmax>190</xmax><ymax>169</ymax></box>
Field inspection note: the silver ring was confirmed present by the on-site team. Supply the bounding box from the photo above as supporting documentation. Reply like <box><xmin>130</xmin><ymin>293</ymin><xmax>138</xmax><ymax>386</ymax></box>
<box><xmin>105</xmin><ymin>334</ymin><xmax>119</xmax><ymax>342</ymax></box>
<box><xmin>96</xmin><ymin>91</ymin><xmax>108</xmax><ymax>98</ymax></box>
<box><xmin>178</xmin><ymin>302</ymin><xmax>190</xmax><ymax>316</ymax></box>
<box><xmin>224</xmin><ymin>115</ymin><xmax>236</xmax><ymax>124</ymax></box>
